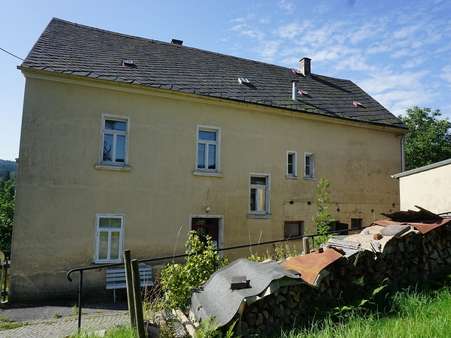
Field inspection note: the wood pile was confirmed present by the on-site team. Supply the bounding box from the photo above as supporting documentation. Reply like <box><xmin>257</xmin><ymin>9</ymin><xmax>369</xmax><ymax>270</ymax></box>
<box><xmin>238</xmin><ymin>283</ymin><xmax>320</xmax><ymax>336</ymax></box>
<box><xmin>234</xmin><ymin>222</ymin><xmax>451</xmax><ymax>337</ymax></box>
<box><xmin>422</xmin><ymin>225</ymin><xmax>451</xmax><ymax>279</ymax></box>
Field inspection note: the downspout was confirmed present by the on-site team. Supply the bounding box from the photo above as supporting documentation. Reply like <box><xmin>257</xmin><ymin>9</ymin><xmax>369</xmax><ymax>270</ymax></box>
<box><xmin>400</xmin><ymin>135</ymin><xmax>405</xmax><ymax>172</ymax></box>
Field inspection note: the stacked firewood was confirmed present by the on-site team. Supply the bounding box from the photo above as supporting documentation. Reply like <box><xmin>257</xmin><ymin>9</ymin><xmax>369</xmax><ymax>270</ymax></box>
<box><xmin>234</xmin><ymin>224</ymin><xmax>451</xmax><ymax>337</ymax></box>
<box><xmin>422</xmin><ymin>225</ymin><xmax>451</xmax><ymax>279</ymax></box>
<box><xmin>238</xmin><ymin>283</ymin><xmax>321</xmax><ymax>335</ymax></box>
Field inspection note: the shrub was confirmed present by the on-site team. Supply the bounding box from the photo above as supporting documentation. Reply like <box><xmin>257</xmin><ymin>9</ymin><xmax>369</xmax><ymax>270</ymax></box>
<box><xmin>160</xmin><ymin>231</ymin><xmax>227</xmax><ymax>309</ymax></box>
<box><xmin>313</xmin><ymin>178</ymin><xmax>333</xmax><ymax>245</ymax></box>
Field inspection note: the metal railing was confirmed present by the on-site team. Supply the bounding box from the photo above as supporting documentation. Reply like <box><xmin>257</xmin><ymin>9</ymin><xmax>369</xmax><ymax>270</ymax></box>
<box><xmin>66</xmin><ymin>230</ymin><xmax>349</xmax><ymax>331</ymax></box>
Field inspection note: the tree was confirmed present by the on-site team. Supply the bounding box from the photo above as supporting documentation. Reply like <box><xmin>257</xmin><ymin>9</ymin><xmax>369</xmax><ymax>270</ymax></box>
<box><xmin>400</xmin><ymin>107</ymin><xmax>451</xmax><ymax>170</ymax></box>
<box><xmin>313</xmin><ymin>178</ymin><xmax>334</xmax><ymax>245</ymax></box>
<box><xmin>0</xmin><ymin>179</ymin><xmax>15</xmax><ymax>256</ymax></box>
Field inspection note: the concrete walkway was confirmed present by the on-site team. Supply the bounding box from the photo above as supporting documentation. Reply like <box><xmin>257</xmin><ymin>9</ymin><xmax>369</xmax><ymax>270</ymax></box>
<box><xmin>0</xmin><ymin>312</ymin><xmax>129</xmax><ymax>338</ymax></box>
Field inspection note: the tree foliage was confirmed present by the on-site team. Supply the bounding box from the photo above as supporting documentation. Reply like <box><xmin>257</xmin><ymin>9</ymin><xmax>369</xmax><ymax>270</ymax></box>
<box><xmin>160</xmin><ymin>231</ymin><xmax>227</xmax><ymax>309</ymax></box>
<box><xmin>400</xmin><ymin>107</ymin><xmax>451</xmax><ymax>170</ymax></box>
<box><xmin>313</xmin><ymin>178</ymin><xmax>333</xmax><ymax>245</ymax></box>
<box><xmin>0</xmin><ymin>179</ymin><xmax>15</xmax><ymax>255</ymax></box>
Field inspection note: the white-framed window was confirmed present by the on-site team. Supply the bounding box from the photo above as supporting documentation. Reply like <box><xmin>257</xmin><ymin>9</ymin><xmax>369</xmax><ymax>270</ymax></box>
<box><xmin>95</xmin><ymin>214</ymin><xmax>124</xmax><ymax>263</ymax></box>
<box><xmin>287</xmin><ymin>151</ymin><xmax>297</xmax><ymax>177</ymax></box>
<box><xmin>196</xmin><ymin>126</ymin><xmax>220</xmax><ymax>172</ymax></box>
<box><xmin>101</xmin><ymin>116</ymin><xmax>128</xmax><ymax>165</ymax></box>
<box><xmin>304</xmin><ymin>152</ymin><xmax>315</xmax><ymax>179</ymax></box>
<box><xmin>249</xmin><ymin>174</ymin><xmax>270</xmax><ymax>214</ymax></box>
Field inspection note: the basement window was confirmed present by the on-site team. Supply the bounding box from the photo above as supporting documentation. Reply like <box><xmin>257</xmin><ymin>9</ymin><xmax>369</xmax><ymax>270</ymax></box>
<box><xmin>351</xmin><ymin>218</ymin><xmax>363</xmax><ymax>230</ymax></box>
<box><xmin>284</xmin><ymin>221</ymin><xmax>304</xmax><ymax>239</ymax></box>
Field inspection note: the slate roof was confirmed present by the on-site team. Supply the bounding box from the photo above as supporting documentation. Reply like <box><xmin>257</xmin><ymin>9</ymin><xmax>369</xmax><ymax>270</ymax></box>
<box><xmin>21</xmin><ymin>18</ymin><xmax>404</xmax><ymax>129</ymax></box>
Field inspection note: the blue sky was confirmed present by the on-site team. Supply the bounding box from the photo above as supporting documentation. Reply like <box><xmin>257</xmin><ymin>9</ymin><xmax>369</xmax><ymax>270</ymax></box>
<box><xmin>1</xmin><ymin>0</ymin><xmax>451</xmax><ymax>160</ymax></box>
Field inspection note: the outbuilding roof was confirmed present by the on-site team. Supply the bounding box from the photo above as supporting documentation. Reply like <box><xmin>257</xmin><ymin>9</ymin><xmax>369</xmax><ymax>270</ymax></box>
<box><xmin>21</xmin><ymin>18</ymin><xmax>404</xmax><ymax>129</ymax></box>
<box><xmin>391</xmin><ymin>158</ymin><xmax>451</xmax><ymax>178</ymax></box>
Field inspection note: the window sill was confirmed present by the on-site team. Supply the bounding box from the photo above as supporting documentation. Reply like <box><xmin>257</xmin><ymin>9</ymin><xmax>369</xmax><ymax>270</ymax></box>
<box><xmin>303</xmin><ymin>176</ymin><xmax>315</xmax><ymax>181</ymax></box>
<box><xmin>193</xmin><ymin>170</ymin><xmax>223</xmax><ymax>177</ymax></box>
<box><xmin>286</xmin><ymin>175</ymin><xmax>298</xmax><ymax>180</ymax></box>
<box><xmin>247</xmin><ymin>213</ymin><xmax>272</xmax><ymax>219</ymax></box>
<box><xmin>93</xmin><ymin>259</ymin><xmax>122</xmax><ymax>265</ymax></box>
<box><xmin>95</xmin><ymin>163</ymin><xmax>132</xmax><ymax>172</ymax></box>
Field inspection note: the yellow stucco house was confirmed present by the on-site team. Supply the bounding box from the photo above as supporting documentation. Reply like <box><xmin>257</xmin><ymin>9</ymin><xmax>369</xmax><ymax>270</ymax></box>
<box><xmin>10</xmin><ymin>18</ymin><xmax>405</xmax><ymax>300</ymax></box>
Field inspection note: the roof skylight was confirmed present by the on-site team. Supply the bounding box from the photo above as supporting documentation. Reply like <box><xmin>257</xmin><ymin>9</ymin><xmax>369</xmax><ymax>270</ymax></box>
<box><xmin>352</xmin><ymin>101</ymin><xmax>365</xmax><ymax>108</ymax></box>
<box><xmin>122</xmin><ymin>59</ymin><xmax>136</xmax><ymax>67</ymax></box>
<box><xmin>238</xmin><ymin>77</ymin><xmax>251</xmax><ymax>85</ymax></box>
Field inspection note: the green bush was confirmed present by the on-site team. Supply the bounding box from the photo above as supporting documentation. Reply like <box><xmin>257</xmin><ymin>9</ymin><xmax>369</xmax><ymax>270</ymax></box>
<box><xmin>313</xmin><ymin>178</ymin><xmax>333</xmax><ymax>245</ymax></box>
<box><xmin>160</xmin><ymin>231</ymin><xmax>227</xmax><ymax>309</ymax></box>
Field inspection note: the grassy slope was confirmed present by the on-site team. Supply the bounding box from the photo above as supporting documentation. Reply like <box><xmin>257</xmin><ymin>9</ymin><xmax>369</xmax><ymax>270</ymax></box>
<box><xmin>282</xmin><ymin>287</ymin><xmax>451</xmax><ymax>338</ymax></box>
<box><xmin>71</xmin><ymin>286</ymin><xmax>451</xmax><ymax>338</ymax></box>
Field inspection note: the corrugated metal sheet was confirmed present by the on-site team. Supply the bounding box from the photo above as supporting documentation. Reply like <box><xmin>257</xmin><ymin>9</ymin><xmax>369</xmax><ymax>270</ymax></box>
<box><xmin>281</xmin><ymin>248</ymin><xmax>343</xmax><ymax>286</ymax></box>
<box><xmin>375</xmin><ymin>206</ymin><xmax>451</xmax><ymax>235</ymax></box>
<box><xmin>190</xmin><ymin>258</ymin><xmax>300</xmax><ymax>327</ymax></box>
<box><xmin>373</xmin><ymin>219</ymin><xmax>450</xmax><ymax>234</ymax></box>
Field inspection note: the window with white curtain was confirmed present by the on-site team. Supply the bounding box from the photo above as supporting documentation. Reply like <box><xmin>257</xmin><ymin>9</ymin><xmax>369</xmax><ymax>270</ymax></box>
<box><xmin>95</xmin><ymin>215</ymin><xmax>124</xmax><ymax>263</ymax></box>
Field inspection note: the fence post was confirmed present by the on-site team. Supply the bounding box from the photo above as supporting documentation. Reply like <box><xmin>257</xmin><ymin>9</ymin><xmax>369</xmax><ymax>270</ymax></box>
<box><xmin>1</xmin><ymin>261</ymin><xmax>6</xmax><ymax>302</ymax></box>
<box><xmin>124</xmin><ymin>250</ymin><xmax>136</xmax><ymax>328</ymax></box>
<box><xmin>131</xmin><ymin>259</ymin><xmax>146</xmax><ymax>338</ymax></box>
<box><xmin>77</xmin><ymin>270</ymin><xmax>83</xmax><ymax>333</ymax></box>
<box><xmin>302</xmin><ymin>237</ymin><xmax>310</xmax><ymax>255</ymax></box>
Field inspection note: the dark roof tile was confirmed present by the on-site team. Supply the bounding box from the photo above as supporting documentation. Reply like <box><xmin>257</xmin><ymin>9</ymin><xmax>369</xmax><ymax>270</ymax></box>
<box><xmin>22</xmin><ymin>18</ymin><xmax>404</xmax><ymax>129</ymax></box>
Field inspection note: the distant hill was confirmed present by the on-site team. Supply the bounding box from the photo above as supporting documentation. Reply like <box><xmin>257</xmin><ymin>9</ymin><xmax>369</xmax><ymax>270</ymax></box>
<box><xmin>0</xmin><ymin>159</ymin><xmax>16</xmax><ymax>181</ymax></box>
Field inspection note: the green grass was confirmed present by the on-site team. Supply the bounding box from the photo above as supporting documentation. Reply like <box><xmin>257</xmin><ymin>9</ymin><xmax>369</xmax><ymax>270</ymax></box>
<box><xmin>0</xmin><ymin>316</ymin><xmax>24</xmax><ymax>331</ymax></box>
<box><xmin>281</xmin><ymin>286</ymin><xmax>451</xmax><ymax>338</ymax></box>
<box><xmin>71</xmin><ymin>326</ymin><xmax>137</xmax><ymax>338</ymax></box>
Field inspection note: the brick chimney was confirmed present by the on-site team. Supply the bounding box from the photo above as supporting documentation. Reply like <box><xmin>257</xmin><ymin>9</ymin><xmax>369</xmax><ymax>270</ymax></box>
<box><xmin>299</xmin><ymin>57</ymin><xmax>311</xmax><ymax>76</ymax></box>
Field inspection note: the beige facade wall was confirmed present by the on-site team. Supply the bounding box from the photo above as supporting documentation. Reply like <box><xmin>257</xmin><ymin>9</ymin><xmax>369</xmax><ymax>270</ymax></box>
<box><xmin>10</xmin><ymin>73</ymin><xmax>403</xmax><ymax>300</ymax></box>
<box><xmin>399</xmin><ymin>164</ymin><xmax>451</xmax><ymax>214</ymax></box>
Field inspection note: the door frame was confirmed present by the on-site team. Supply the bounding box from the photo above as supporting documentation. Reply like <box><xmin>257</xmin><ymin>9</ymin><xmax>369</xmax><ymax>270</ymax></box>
<box><xmin>189</xmin><ymin>214</ymin><xmax>224</xmax><ymax>249</ymax></box>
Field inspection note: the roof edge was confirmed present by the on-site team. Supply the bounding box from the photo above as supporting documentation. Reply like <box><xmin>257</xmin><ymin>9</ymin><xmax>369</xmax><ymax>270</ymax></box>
<box><xmin>392</xmin><ymin>158</ymin><xmax>451</xmax><ymax>179</ymax></box>
<box><xmin>19</xmin><ymin>66</ymin><xmax>408</xmax><ymax>134</ymax></box>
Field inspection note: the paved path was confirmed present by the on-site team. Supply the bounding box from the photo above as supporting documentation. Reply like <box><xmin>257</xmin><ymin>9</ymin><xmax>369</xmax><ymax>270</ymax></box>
<box><xmin>0</xmin><ymin>312</ymin><xmax>129</xmax><ymax>338</ymax></box>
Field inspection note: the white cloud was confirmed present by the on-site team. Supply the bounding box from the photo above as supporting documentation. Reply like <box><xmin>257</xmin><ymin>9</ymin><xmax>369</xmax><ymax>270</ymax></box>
<box><xmin>226</xmin><ymin>1</ymin><xmax>451</xmax><ymax>116</ymax></box>
<box><xmin>277</xmin><ymin>22</ymin><xmax>310</xmax><ymax>39</ymax></box>
<box><xmin>230</xmin><ymin>18</ymin><xmax>265</xmax><ymax>40</ymax></box>
<box><xmin>359</xmin><ymin>70</ymin><xmax>433</xmax><ymax>115</ymax></box>
<box><xmin>440</xmin><ymin>65</ymin><xmax>451</xmax><ymax>86</ymax></box>
<box><xmin>260</xmin><ymin>41</ymin><xmax>281</xmax><ymax>62</ymax></box>
<box><xmin>278</xmin><ymin>0</ymin><xmax>295</xmax><ymax>12</ymax></box>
